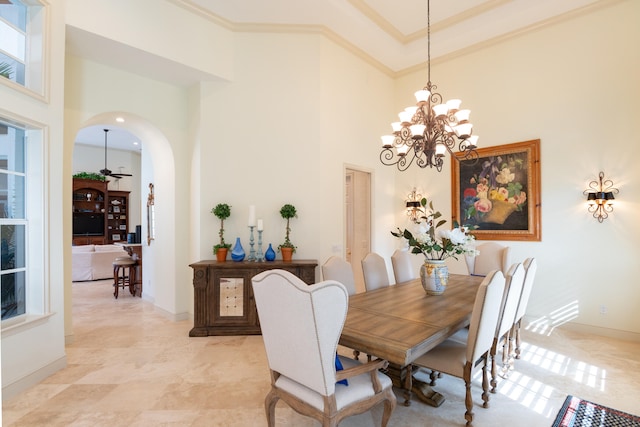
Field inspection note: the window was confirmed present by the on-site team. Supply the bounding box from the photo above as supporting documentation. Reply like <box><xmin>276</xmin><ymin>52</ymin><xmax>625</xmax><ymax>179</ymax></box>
<box><xmin>0</xmin><ymin>117</ymin><xmax>43</xmax><ymax>324</ymax></box>
<box><xmin>0</xmin><ymin>121</ymin><xmax>26</xmax><ymax>320</ymax></box>
<box><xmin>0</xmin><ymin>0</ymin><xmax>45</xmax><ymax>95</ymax></box>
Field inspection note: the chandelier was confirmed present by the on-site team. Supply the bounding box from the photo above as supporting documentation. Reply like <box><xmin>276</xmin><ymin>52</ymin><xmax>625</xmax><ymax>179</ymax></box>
<box><xmin>380</xmin><ymin>0</ymin><xmax>478</xmax><ymax>172</ymax></box>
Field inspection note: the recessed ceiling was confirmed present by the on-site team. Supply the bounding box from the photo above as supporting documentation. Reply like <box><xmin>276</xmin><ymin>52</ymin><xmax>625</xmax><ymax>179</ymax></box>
<box><xmin>67</xmin><ymin>0</ymin><xmax>608</xmax><ymax>149</ymax></box>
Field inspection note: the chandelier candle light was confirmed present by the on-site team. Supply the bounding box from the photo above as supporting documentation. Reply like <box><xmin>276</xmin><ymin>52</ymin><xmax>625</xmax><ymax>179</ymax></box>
<box><xmin>380</xmin><ymin>0</ymin><xmax>478</xmax><ymax>172</ymax></box>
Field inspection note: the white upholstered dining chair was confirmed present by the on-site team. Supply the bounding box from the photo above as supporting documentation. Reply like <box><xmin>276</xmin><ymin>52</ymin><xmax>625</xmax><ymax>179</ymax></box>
<box><xmin>391</xmin><ymin>249</ymin><xmax>416</xmax><ymax>284</ymax></box>
<box><xmin>491</xmin><ymin>262</ymin><xmax>525</xmax><ymax>391</ymax></box>
<box><xmin>322</xmin><ymin>256</ymin><xmax>357</xmax><ymax>296</ymax></box>
<box><xmin>446</xmin><ymin>263</ymin><xmax>525</xmax><ymax>394</ymax></box>
<box><xmin>413</xmin><ymin>270</ymin><xmax>506</xmax><ymax>427</ymax></box>
<box><xmin>510</xmin><ymin>257</ymin><xmax>537</xmax><ymax>360</ymax></box>
<box><xmin>252</xmin><ymin>269</ymin><xmax>396</xmax><ymax>427</ymax></box>
<box><xmin>465</xmin><ymin>242</ymin><xmax>511</xmax><ymax>276</ymax></box>
<box><xmin>361</xmin><ymin>252</ymin><xmax>390</xmax><ymax>291</ymax></box>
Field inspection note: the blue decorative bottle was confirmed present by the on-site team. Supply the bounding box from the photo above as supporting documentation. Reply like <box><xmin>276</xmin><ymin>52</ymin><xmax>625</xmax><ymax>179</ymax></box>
<box><xmin>231</xmin><ymin>237</ymin><xmax>245</xmax><ymax>262</ymax></box>
<box><xmin>265</xmin><ymin>243</ymin><xmax>276</xmax><ymax>262</ymax></box>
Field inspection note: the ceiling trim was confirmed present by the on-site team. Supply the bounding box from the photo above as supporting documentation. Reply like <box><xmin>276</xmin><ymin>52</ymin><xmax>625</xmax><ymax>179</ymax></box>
<box><xmin>168</xmin><ymin>0</ymin><xmax>396</xmax><ymax>76</ymax></box>
<box><xmin>167</xmin><ymin>0</ymin><xmax>625</xmax><ymax>79</ymax></box>
<box><xmin>347</xmin><ymin>0</ymin><xmax>512</xmax><ymax>45</ymax></box>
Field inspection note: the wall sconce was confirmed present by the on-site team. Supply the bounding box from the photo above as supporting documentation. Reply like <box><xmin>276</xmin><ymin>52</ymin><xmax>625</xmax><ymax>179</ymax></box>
<box><xmin>405</xmin><ymin>188</ymin><xmax>425</xmax><ymax>223</ymax></box>
<box><xmin>583</xmin><ymin>171</ymin><xmax>619</xmax><ymax>223</ymax></box>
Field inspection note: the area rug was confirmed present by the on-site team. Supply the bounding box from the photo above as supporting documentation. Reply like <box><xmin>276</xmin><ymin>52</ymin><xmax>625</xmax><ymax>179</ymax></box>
<box><xmin>552</xmin><ymin>395</ymin><xmax>640</xmax><ymax>427</ymax></box>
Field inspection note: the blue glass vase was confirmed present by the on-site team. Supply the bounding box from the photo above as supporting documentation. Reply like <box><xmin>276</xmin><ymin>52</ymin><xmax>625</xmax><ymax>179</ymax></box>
<box><xmin>265</xmin><ymin>243</ymin><xmax>276</xmax><ymax>262</ymax></box>
<box><xmin>231</xmin><ymin>237</ymin><xmax>245</xmax><ymax>262</ymax></box>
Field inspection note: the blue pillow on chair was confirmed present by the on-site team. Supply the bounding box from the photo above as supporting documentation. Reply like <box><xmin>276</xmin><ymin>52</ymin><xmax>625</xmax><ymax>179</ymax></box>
<box><xmin>335</xmin><ymin>354</ymin><xmax>349</xmax><ymax>386</ymax></box>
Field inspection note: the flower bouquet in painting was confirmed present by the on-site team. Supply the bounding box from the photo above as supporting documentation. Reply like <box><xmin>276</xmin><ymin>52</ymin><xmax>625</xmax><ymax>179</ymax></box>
<box><xmin>460</xmin><ymin>155</ymin><xmax>527</xmax><ymax>226</ymax></box>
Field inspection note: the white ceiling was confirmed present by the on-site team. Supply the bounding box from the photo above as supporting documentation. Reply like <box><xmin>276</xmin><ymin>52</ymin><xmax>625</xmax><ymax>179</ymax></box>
<box><xmin>68</xmin><ymin>0</ymin><xmax>607</xmax><ymax>149</ymax></box>
<box><xmin>75</xmin><ymin>126</ymin><xmax>142</xmax><ymax>152</ymax></box>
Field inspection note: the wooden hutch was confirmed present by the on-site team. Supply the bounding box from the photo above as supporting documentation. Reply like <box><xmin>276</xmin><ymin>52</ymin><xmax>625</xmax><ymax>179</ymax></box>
<box><xmin>72</xmin><ymin>178</ymin><xmax>129</xmax><ymax>245</ymax></box>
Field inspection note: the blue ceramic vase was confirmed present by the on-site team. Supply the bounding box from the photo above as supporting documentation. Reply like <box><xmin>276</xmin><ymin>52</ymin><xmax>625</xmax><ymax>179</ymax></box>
<box><xmin>231</xmin><ymin>237</ymin><xmax>245</xmax><ymax>262</ymax></box>
<box><xmin>264</xmin><ymin>243</ymin><xmax>276</xmax><ymax>262</ymax></box>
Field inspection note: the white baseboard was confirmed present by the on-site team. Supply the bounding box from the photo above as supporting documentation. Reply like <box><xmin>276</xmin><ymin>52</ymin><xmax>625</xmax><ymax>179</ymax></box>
<box><xmin>2</xmin><ymin>355</ymin><xmax>67</xmax><ymax>401</ymax></box>
<box><xmin>557</xmin><ymin>321</ymin><xmax>640</xmax><ymax>342</ymax></box>
<box><xmin>153</xmin><ymin>304</ymin><xmax>189</xmax><ymax>322</ymax></box>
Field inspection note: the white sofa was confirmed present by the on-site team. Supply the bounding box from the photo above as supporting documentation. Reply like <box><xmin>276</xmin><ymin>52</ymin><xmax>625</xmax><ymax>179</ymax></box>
<box><xmin>72</xmin><ymin>244</ymin><xmax>129</xmax><ymax>281</ymax></box>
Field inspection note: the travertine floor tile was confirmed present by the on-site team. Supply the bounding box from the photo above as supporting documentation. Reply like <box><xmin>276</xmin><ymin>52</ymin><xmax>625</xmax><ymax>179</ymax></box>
<box><xmin>3</xmin><ymin>278</ymin><xmax>640</xmax><ymax>426</ymax></box>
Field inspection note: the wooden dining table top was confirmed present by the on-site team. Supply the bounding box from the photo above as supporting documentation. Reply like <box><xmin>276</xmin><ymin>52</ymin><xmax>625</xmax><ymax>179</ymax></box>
<box><xmin>339</xmin><ymin>274</ymin><xmax>484</xmax><ymax>367</ymax></box>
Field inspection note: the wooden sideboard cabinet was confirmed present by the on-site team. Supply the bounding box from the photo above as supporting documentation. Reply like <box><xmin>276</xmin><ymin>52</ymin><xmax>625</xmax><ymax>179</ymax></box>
<box><xmin>189</xmin><ymin>260</ymin><xmax>318</xmax><ymax>336</ymax></box>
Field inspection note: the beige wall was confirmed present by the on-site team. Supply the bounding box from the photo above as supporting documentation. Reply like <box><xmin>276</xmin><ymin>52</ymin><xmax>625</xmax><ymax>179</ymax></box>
<box><xmin>393</xmin><ymin>0</ymin><xmax>640</xmax><ymax>336</ymax></box>
<box><xmin>0</xmin><ymin>2</ymin><xmax>68</xmax><ymax>398</ymax></box>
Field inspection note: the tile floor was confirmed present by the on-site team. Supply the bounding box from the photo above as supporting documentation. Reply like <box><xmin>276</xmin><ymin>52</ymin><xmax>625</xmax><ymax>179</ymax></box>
<box><xmin>3</xmin><ymin>279</ymin><xmax>640</xmax><ymax>426</ymax></box>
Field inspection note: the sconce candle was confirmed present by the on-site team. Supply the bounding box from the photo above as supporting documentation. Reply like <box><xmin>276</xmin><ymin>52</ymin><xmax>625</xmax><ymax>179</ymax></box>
<box><xmin>405</xmin><ymin>187</ymin><xmax>425</xmax><ymax>224</ymax></box>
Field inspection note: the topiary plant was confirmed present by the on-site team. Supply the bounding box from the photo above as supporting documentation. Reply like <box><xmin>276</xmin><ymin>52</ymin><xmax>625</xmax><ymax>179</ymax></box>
<box><xmin>211</xmin><ymin>203</ymin><xmax>232</xmax><ymax>254</ymax></box>
<box><xmin>278</xmin><ymin>203</ymin><xmax>297</xmax><ymax>253</ymax></box>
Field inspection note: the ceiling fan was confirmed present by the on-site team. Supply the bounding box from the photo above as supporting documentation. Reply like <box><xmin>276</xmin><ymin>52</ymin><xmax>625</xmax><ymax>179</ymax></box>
<box><xmin>99</xmin><ymin>128</ymin><xmax>132</xmax><ymax>179</ymax></box>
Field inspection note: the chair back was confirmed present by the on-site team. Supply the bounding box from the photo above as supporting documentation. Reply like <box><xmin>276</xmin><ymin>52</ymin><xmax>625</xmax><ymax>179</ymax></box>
<box><xmin>361</xmin><ymin>252</ymin><xmax>390</xmax><ymax>291</ymax></box>
<box><xmin>514</xmin><ymin>258</ymin><xmax>537</xmax><ymax>323</ymax></box>
<box><xmin>465</xmin><ymin>242</ymin><xmax>511</xmax><ymax>276</ymax></box>
<box><xmin>391</xmin><ymin>249</ymin><xmax>416</xmax><ymax>284</ymax></box>
<box><xmin>321</xmin><ymin>256</ymin><xmax>357</xmax><ymax>295</ymax></box>
<box><xmin>252</xmin><ymin>269</ymin><xmax>348</xmax><ymax>397</ymax></box>
<box><xmin>466</xmin><ymin>270</ymin><xmax>506</xmax><ymax>363</ymax></box>
<box><xmin>496</xmin><ymin>263</ymin><xmax>525</xmax><ymax>338</ymax></box>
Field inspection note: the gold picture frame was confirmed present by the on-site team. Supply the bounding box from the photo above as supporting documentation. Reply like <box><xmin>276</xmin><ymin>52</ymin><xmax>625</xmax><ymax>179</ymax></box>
<box><xmin>451</xmin><ymin>139</ymin><xmax>541</xmax><ymax>241</ymax></box>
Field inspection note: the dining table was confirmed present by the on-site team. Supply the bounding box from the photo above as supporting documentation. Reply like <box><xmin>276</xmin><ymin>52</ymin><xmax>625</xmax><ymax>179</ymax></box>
<box><xmin>339</xmin><ymin>273</ymin><xmax>484</xmax><ymax>405</ymax></box>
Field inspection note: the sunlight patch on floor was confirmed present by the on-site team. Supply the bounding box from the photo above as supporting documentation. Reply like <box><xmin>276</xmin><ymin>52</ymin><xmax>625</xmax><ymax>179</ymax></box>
<box><xmin>526</xmin><ymin>300</ymin><xmax>580</xmax><ymax>335</ymax></box>
<box><xmin>489</xmin><ymin>339</ymin><xmax>607</xmax><ymax>417</ymax></box>
<box><xmin>498</xmin><ymin>370</ymin><xmax>555</xmax><ymax>415</ymax></box>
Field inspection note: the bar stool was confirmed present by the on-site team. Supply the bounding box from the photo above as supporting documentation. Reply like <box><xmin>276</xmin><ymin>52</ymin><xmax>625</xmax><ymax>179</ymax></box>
<box><xmin>112</xmin><ymin>256</ymin><xmax>137</xmax><ymax>299</ymax></box>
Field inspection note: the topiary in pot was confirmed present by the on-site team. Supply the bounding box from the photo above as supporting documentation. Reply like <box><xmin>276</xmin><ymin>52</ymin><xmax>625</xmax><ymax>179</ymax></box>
<box><xmin>211</xmin><ymin>203</ymin><xmax>232</xmax><ymax>260</ymax></box>
<box><xmin>278</xmin><ymin>204</ymin><xmax>297</xmax><ymax>260</ymax></box>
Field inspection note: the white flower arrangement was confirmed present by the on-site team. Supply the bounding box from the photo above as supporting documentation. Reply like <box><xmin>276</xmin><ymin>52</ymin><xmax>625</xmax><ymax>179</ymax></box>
<box><xmin>392</xmin><ymin>197</ymin><xmax>478</xmax><ymax>260</ymax></box>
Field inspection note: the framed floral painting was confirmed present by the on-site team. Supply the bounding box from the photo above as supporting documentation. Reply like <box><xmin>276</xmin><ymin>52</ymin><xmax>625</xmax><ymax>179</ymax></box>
<box><xmin>451</xmin><ymin>139</ymin><xmax>541</xmax><ymax>241</ymax></box>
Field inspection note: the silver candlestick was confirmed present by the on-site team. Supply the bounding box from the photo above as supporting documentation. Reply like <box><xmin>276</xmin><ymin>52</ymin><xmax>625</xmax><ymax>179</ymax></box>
<box><xmin>256</xmin><ymin>230</ymin><xmax>264</xmax><ymax>262</ymax></box>
<box><xmin>248</xmin><ymin>226</ymin><xmax>256</xmax><ymax>261</ymax></box>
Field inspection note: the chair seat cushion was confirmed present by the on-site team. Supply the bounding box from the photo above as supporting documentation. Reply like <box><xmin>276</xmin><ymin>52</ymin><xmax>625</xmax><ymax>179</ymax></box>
<box><xmin>413</xmin><ymin>338</ymin><xmax>467</xmax><ymax>378</ymax></box>
<box><xmin>275</xmin><ymin>356</ymin><xmax>392</xmax><ymax>411</ymax></box>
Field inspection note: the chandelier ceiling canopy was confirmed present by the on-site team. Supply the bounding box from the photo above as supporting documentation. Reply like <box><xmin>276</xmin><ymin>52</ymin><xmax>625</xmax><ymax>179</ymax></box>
<box><xmin>379</xmin><ymin>0</ymin><xmax>478</xmax><ymax>172</ymax></box>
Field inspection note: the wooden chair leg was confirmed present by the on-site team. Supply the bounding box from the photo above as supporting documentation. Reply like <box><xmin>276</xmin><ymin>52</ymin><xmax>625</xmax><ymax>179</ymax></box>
<box><xmin>265</xmin><ymin>390</ymin><xmax>278</xmax><ymax>427</ymax></box>
<box><xmin>113</xmin><ymin>265</ymin><xmax>120</xmax><ymax>299</ymax></box>
<box><xmin>463</xmin><ymin>362</ymin><xmax>474</xmax><ymax>426</ymax></box>
<box><xmin>490</xmin><ymin>338</ymin><xmax>498</xmax><ymax>393</ymax></box>
<box><xmin>481</xmin><ymin>355</ymin><xmax>490</xmax><ymax>408</ymax></box>
<box><xmin>515</xmin><ymin>319</ymin><xmax>522</xmax><ymax>359</ymax></box>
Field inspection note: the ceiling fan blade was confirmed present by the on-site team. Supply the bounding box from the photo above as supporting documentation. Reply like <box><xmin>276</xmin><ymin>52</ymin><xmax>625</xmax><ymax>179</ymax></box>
<box><xmin>111</xmin><ymin>173</ymin><xmax>133</xmax><ymax>178</ymax></box>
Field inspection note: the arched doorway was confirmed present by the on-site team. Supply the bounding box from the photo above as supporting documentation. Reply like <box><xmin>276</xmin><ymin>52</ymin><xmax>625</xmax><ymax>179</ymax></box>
<box><xmin>67</xmin><ymin>112</ymin><xmax>182</xmax><ymax>342</ymax></box>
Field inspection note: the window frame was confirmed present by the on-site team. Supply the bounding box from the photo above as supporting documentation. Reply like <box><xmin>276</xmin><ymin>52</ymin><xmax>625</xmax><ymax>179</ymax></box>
<box><xmin>0</xmin><ymin>0</ymin><xmax>48</xmax><ymax>100</ymax></box>
<box><xmin>0</xmin><ymin>115</ymin><xmax>47</xmax><ymax>331</ymax></box>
